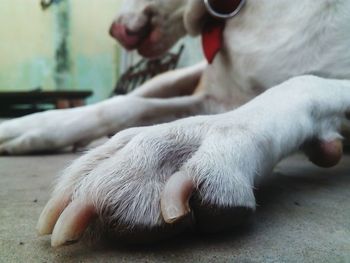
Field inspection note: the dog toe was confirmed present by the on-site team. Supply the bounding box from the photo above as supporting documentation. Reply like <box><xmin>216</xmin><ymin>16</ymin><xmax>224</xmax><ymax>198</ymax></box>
<box><xmin>37</xmin><ymin>195</ymin><xmax>71</xmax><ymax>236</ymax></box>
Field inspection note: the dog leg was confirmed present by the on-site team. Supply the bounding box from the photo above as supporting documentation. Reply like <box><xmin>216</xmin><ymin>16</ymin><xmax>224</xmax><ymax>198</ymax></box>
<box><xmin>0</xmin><ymin>63</ymin><xmax>207</xmax><ymax>154</ymax></box>
<box><xmin>130</xmin><ymin>61</ymin><xmax>206</xmax><ymax>98</ymax></box>
<box><xmin>38</xmin><ymin>75</ymin><xmax>350</xmax><ymax>246</ymax></box>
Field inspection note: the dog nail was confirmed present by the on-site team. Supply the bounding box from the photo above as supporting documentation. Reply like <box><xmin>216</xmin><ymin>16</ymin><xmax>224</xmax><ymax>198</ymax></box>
<box><xmin>37</xmin><ymin>196</ymin><xmax>70</xmax><ymax>236</ymax></box>
<box><xmin>161</xmin><ymin>172</ymin><xmax>194</xmax><ymax>223</ymax></box>
<box><xmin>51</xmin><ymin>200</ymin><xmax>96</xmax><ymax>247</ymax></box>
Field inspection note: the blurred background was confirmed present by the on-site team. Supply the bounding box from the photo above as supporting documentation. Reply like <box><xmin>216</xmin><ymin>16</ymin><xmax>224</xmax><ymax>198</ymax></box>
<box><xmin>0</xmin><ymin>0</ymin><xmax>202</xmax><ymax>116</ymax></box>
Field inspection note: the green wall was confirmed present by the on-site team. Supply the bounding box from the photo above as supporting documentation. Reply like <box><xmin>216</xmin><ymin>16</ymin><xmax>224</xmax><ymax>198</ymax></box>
<box><xmin>0</xmin><ymin>0</ymin><xmax>122</xmax><ymax>103</ymax></box>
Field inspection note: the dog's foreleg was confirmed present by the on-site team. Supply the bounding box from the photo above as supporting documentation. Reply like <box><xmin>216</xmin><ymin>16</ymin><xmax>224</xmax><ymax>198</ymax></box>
<box><xmin>130</xmin><ymin>61</ymin><xmax>206</xmax><ymax>98</ymax></box>
<box><xmin>231</xmin><ymin>75</ymin><xmax>350</xmax><ymax>171</ymax></box>
<box><xmin>0</xmin><ymin>62</ymin><xmax>207</xmax><ymax>154</ymax></box>
<box><xmin>161</xmin><ymin>75</ymin><xmax>350</xmax><ymax>223</ymax></box>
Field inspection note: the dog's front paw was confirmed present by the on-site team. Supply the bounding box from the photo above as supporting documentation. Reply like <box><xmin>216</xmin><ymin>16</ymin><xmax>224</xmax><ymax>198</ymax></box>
<box><xmin>0</xmin><ymin>107</ymin><xmax>105</xmax><ymax>154</ymax></box>
<box><xmin>37</xmin><ymin>116</ymin><xmax>262</xmax><ymax>246</ymax></box>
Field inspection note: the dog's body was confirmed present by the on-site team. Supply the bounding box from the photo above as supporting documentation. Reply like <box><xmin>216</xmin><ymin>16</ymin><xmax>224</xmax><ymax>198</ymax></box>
<box><xmin>1</xmin><ymin>0</ymin><xmax>350</xmax><ymax>246</ymax></box>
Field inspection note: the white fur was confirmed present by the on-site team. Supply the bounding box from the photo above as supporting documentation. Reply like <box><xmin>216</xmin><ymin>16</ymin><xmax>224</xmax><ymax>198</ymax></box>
<box><xmin>2</xmin><ymin>0</ymin><xmax>350</xmax><ymax>234</ymax></box>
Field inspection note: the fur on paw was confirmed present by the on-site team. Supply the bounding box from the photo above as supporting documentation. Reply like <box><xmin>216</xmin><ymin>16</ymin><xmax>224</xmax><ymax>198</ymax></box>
<box><xmin>37</xmin><ymin>116</ymin><xmax>258</xmax><ymax>246</ymax></box>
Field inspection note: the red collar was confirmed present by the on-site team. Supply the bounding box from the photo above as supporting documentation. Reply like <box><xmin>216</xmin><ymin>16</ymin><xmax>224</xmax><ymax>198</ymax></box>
<box><xmin>201</xmin><ymin>0</ymin><xmax>245</xmax><ymax>64</ymax></box>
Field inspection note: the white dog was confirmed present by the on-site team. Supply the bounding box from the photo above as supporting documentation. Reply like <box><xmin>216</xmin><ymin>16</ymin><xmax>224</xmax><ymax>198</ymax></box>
<box><xmin>1</xmin><ymin>0</ymin><xmax>349</xmax><ymax>246</ymax></box>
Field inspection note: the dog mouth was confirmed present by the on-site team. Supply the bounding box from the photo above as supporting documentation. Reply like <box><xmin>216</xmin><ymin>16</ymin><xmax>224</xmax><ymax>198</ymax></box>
<box><xmin>109</xmin><ymin>18</ymin><xmax>164</xmax><ymax>58</ymax></box>
<box><xmin>109</xmin><ymin>22</ymin><xmax>150</xmax><ymax>50</ymax></box>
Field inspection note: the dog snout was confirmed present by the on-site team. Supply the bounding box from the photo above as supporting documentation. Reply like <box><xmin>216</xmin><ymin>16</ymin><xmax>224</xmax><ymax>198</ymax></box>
<box><xmin>110</xmin><ymin>7</ymin><xmax>155</xmax><ymax>50</ymax></box>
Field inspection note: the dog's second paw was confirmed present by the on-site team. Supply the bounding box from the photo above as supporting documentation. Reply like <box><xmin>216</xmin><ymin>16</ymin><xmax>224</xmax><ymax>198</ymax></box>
<box><xmin>0</xmin><ymin>106</ymin><xmax>108</xmax><ymax>154</ymax></box>
<box><xmin>37</xmin><ymin>115</ymin><xmax>261</xmax><ymax>246</ymax></box>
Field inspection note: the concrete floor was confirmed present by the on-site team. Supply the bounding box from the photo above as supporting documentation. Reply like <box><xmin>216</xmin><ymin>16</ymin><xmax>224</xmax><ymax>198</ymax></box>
<box><xmin>1</xmin><ymin>151</ymin><xmax>350</xmax><ymax>262</ymax></box>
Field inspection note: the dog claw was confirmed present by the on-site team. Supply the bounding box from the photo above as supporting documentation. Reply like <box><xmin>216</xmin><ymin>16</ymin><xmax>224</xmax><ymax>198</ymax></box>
<box><xmin>161</xmin><ymin>172</ymin><xmax>195</xmax><ymax>223</ymax></box>
<box><xmin>37</xmin><ymin>196</ymin><xmax>70</xmax><ymax>236</ymax></box>
<box><xmin>51</xmin><ymin>200</ymin><xmax>96</xmax><ymax>247</ymax></box>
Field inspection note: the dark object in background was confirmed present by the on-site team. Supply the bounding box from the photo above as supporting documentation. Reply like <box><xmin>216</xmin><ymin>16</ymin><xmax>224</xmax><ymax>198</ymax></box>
<box><xmin>40</xmin><ymin>0</ymin><xmax>64</xmax><ymax>10</ymax></box>
<box><xmin>113</xmin><ymin>45</ymin><xmax>184</xmax><ymax>96</ymax></box>
<box><xmin>0</xmin><ymin>89</ymin><xmax>92</xmax><ymax>117</ymax></box>
<box><xmin>0</xmin><ymin>45</ymin><xmax>183</xmax><ymax>118</ymax></box>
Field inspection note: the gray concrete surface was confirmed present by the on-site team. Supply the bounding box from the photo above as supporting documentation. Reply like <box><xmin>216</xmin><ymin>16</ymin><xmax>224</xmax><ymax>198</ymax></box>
<box><xmin>1</xmin><ymin>152</ymin><xmax>350</xmax><ymax>263</ymax></box>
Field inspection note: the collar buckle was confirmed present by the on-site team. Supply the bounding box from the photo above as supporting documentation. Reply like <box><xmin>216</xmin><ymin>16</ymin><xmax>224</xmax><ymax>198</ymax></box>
<box><xmin>203</xmin><ymin>0</ymin><xmax>246</xmax><ymax>19</ymax></box>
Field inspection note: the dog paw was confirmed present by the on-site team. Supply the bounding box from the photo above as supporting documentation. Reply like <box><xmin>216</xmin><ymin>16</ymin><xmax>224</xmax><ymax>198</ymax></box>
<box><xmin>0</xmin><ymin>107</ymin><xmax>106</xmax><ymax>154</ymax></box>
<box><xmin>37</xmin><ymin>115</ymin><xmax>260</xmax><ymax>246</ymax></box>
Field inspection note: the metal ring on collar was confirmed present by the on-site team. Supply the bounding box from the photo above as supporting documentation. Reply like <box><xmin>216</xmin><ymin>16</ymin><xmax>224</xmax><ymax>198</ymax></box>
<box><xmin>203</xmin><ymin>0</ymin><xmax>247</xmax><ymax>19</ymax></box>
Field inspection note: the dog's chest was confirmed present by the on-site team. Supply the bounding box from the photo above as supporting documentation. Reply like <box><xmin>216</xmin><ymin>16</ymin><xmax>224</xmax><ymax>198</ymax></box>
<box><xmin>202</xmin><ymin>1</ymin><xmax>350</xmax><ymax>103</ymax></box>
